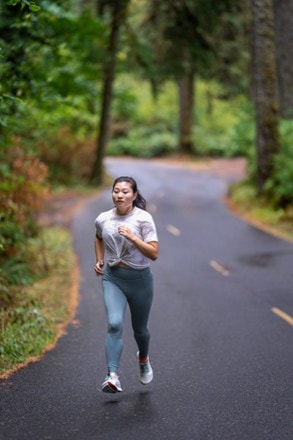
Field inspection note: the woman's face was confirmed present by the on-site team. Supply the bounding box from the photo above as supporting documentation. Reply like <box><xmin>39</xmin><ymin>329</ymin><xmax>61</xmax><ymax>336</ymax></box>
<box><xmin>112</xmin><ymin>181</ymin><xmax>137</xmax><ymax>215</ymax></box>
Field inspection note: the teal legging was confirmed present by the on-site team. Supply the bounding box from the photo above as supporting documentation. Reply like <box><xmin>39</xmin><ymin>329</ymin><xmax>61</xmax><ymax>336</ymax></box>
<box><xmin>102</xmin><ymin>265</ymin><xmax>154</xmax><ymax>373</ymax></box>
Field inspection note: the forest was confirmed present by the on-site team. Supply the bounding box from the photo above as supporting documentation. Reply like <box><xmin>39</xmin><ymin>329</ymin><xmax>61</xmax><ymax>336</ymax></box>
<box><xmin>0</xmin><ymin>0</ymin><xmax>293</xmax><ymax>373</ymax></box>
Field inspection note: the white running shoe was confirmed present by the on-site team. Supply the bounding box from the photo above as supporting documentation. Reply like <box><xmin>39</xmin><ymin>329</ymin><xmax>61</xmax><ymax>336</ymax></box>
<box><xmin>101</xmin><ymin>373</ymin><xmax>122</xmax><ymax>393</ymax></box>
<box><xmin>137</xmin><ymin>352</ymin><xmax>153</xmax><ymax>385</ymax></box>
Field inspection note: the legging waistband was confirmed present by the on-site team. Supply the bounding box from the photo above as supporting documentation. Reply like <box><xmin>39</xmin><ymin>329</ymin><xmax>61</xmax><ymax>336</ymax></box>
<box><xmin>104</xmin><ymin>264</ymin><xmax>151</xmax><ymax>281</ymax></box>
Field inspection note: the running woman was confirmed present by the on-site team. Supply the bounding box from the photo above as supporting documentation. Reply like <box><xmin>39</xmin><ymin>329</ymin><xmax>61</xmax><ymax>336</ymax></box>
<box><xmin>94</xmin><ymin>176</ymin><xmax>159</xmax><ymax>393</ymax></box>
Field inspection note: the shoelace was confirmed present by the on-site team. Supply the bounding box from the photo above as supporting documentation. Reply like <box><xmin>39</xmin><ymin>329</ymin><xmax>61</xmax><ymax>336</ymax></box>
<box><xmin>140</xmin><ymin>362</ymin><xmax>150</xmax><ymax>373</ymax></box>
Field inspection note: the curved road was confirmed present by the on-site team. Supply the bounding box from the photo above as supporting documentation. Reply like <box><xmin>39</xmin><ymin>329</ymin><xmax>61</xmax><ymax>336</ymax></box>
<box><xmin>1</xmin><ymin>158</ymin><xmax>293</xmax><ymax>440</ymax></box>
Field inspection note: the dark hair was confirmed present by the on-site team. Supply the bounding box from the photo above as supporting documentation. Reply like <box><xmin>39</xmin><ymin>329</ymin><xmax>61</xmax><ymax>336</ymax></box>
<box><xmin>112</xmin><ymin>176</ymin><xmax>147</xmax><ymax>210</ymax></box>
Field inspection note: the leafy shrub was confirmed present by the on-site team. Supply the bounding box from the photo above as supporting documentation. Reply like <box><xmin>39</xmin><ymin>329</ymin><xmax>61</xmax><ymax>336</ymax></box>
<box><xmin>0</xmin><ymin>268</ymin><xmax>11</xmax><ymax>307</ymax></box>
<box><xmin>117</xmin><ymin>76</ymin><xmax>178</xmax><ymax>124</ymax></box>
<box><xmin>0</xmin><ymin>227</ymin><xmax>75</xmax><ymax>375</ymax></box>
<box><xmin>112</xmin><ymin>77</ymin><xmax>256</xmax><ymax>159</ymax></box>
<box><xmin>108</xmin><ymin>124</ymin><xmax>177</xmax><ymax>157</ymax></box>
<box><xmin>0</xmin><ymin>225</ymin><xmax>72</xmax><ymax>308</ymax></box>
<box><xmin>1</xmin><ymin>255</ymin><xmax>32</xmax><ymax>287</ymax></box>
<box><xmin>265</xmin><ymin>120</ymin><xmax>293</xmax><ymax>208</ymax></box>
<box><xmin>195</xmin><ymin>82</ymin><xmax>254</xmax><ymax>157</ymax></box>
<box><xmin>194</xmin><ymin>126</ymin><xmax>229</xmax><ymax>156</ymax></box>
<box><xmin>37</xmin><ymin>127</ymin><xmax>96</xmax><ymax>184</ymax></box>
<box><xmin>0</xmin><ymin>142</ymin><xmax>48</xmax><ymax>295</ymax></box>
<box><xmin>229</xmin><ymin>102</ymin><xmax>255</xmax><ymax>157</ymax></box>
<box><xmin>112</xmin><ymin>85</ymin><xmax>138</xmax><ymax>121</ymax></box>
<box><xmin>0</xmin><ymin>142</ymin><xmax>48</xmax><ymax>228</ymax></box>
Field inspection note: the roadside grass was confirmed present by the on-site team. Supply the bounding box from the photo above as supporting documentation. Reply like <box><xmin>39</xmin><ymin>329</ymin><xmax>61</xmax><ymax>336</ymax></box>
<box><xmin>0</xmin><ymin>227</ymin><xmax>78</xmax><ymax>378</ymax></box>
<box><xmin>228</xmin><ymin>181</ymin><xmax>293</xmax><ymax>242</ymax></box>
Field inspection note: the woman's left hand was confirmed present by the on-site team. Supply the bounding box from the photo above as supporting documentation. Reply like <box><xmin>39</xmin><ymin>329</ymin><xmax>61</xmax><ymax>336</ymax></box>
<box><xmin>118</xmin><ymin>225</ymin><xmax>134</xmax><ymax>241</ymax></box>
<box><xmin>118</xmin><ymin>225</ymin><xmax>158</xmax><ymax>260</ymax></box>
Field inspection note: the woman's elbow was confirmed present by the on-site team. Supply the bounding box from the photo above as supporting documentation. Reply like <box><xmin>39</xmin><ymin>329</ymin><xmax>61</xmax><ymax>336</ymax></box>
<box><xmin>147</xmin><ymin>242</ymin><xmax>159</xmax><ymax>261</ymax></box>
<box><xmin>151</xmin><ymin>247</ymin><xmax>159</xmax><ymax>261</ymax></box>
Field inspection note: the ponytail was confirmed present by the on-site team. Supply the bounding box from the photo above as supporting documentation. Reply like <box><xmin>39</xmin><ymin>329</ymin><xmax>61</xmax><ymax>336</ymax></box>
<box><xmin>112</xmin><ymin>176</ymin><xmax>147</xmax><ymax>211</ymax></box>
<box><xmin>134</xmin><ymin>191</ymin><xmax>147</xmax><ymax>210</ymax></box>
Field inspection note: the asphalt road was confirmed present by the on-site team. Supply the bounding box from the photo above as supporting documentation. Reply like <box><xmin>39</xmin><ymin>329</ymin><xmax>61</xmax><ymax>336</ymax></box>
<box><xmin>1</xmin><ymin>158</ymin><xmax>293</xmax><ymax>440</ymax></box>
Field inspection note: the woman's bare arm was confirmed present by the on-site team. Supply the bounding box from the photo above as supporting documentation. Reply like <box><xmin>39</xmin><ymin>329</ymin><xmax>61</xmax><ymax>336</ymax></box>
<box><xmin>94</xmin><ymin>236</ymin><xmax>105</xmax><ymax>275</ymax></box>
<box><xmin>117</xmin><ymin>225</ymin><xmax>159</xmax><ymax>260</ymax></box>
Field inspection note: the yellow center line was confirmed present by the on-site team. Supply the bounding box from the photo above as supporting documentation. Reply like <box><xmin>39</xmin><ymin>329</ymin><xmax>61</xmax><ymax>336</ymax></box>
<box><xmin>209</xmin><ymin>260</ymin><xmax>230</xmax><ymax>277</ymax></box>
<box><xmin>271</xmin><ymin>307</ymin><xmax>293</xmax><ymax>327</ymax></box>
<box><xmin>166</xmin><ymin>224</ymin><xmax>181</xmax><ymax>236</ymax></box>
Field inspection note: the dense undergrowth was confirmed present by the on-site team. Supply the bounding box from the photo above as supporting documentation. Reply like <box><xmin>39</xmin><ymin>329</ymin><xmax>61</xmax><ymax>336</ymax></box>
<box><xmin>0</xmin><ymin>227</ymin><xmax>76</xmax><ymax>377</ymax></box>
<box><xmin>229</xmin><ymin>181</ymin><xmax>293</xmax><ymax>241</ymax></box>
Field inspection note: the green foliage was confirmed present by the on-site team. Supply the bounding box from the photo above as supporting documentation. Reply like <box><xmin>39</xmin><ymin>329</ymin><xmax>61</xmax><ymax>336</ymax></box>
<box><xmin>0</xmin><ymin>0</ymin><xmax>105</xmax><ymax>305</ymax></box>
<box><xmin>232</xmin><ymin>118</ymin><xmax>293</xmax><ymax>211</ymax></box>
<box><xmin>0</xmin><ymin>222</ymin><xmax>70</xmax><ymax>292</ymax></box>
<box><xmin>194</xmin><ymin>81</ymin><xmax>254</xmax><ymax>157</ymax></box>
<box><xmin>0</xmin><ymin>145</ymin><xmax>48</xmax><ymax>227</ymax></box>
<box><xmin>0</xmin><ymin>144</ymin><xmax>48</xmax><ymax>296</ymax></box>
<box><xmin>229</xmin><ymin>102</ymin><xmax>255</xmax><ymax>156</ymax></box>
<box><xmin>135</xmin><ymin>80</ymin><xmax>178</xmax><ymax>123</ymax></box>
<box><xmin>230</xmin><ymin>179</ymin><xmax>293</xmax><ymax>240</ymax></box>
<box><xmin>0</xmin><ymin>220</ymin><xmax>26</xmax><ymax>255</ymax></box>
<box><xmin>37</xmin><ymin>127</ymin><xmax>95</xmax><ymax>184</ymax></box>
<box><xmin>112</xmin><ymin>85</ymin><xmax>138</xmax><ymax>121</ymax></box>
<box><xmin>208</xmin><ymin>3</ymin><xmax>251</xmax><ymax>97</ymax></box>
<box><xmin>108</xmin><ymin>125</ymin><xmax>177</xmax><ymax>157</ymax></box>
<box><xmin>108</xmin><ymin>76</ymin><xmax>255</xmax><ymax>159</ymax></box>
<box><xmin>0</xmin><ymin>227</ymin><xmax>75</xmax><ymax>375</ymax></box>
<box><xmin>107</xmin><ymin>77</ymin><xmax>178</xmax><ymax>157</ymax></box>
<box><xmin>264</xmin><ymin>120</ymin><xmax>293</xmax><ymax>207</ymax></box>
<box><xmin>0</xmin><ymin>269</ymin><xmax>11</xmax><ymax>307</ymax></box>
<box><xmin>0</xmin><ymin>0</ymin><xmax>106</xmax><ymax>139</ymax></box>
<box><xmin>126</xmin><ymin>0</ymin><xmax>241</xmax><ymax>84</ymax></box>
<box><xmin>0</xmin><ymin>305</ymin><xmax>54</xmax><ymax>370</ymax></box>
<box><xmin>6</xmin><ymin>0</ymin><xmax>40</xmax><ymax>11</ymax></box>
<box><xmin>1</xmin><ymin>255</ymin><xmax>32</xmax><ymax>288</ymax></box>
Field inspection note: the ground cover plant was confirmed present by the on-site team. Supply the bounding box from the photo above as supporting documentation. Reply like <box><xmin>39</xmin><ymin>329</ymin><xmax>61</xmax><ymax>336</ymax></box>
<box><xmin>0</xmin><ymin>227</ymin><xmax>77</xmax><ymax>377</ymax></box>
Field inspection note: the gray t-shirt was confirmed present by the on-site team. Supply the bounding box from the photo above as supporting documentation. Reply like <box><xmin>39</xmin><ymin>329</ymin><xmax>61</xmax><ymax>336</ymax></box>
<box><xmin>95</xmin><ymin>206</ymin><xmax>158</xmax><ymax>269</ymax></box>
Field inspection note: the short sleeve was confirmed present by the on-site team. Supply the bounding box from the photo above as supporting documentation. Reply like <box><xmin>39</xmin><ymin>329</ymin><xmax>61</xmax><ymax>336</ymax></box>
<box><xmin>141</xmin><ymin>214</ymin><xmax>158</xmax><ymax>243</ymax></box>
<box><xmin>95</xmin><ymin>217</ymin><xmax>103</xmax><ymax>238</ymax></box>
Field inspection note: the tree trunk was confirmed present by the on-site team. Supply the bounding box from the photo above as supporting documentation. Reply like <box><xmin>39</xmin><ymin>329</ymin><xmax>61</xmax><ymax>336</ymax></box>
<box><xmin>273</xmin><ymin>0</ymin><xmax>293</xmax><ymax>118</ymax></box>
<box><xmin>251</xmin><ymin>0</ymin><xmax>280</xmax><ymax>193</ymax></box>
<box><xmin>178</xmin><ymin>73</ymin><xmax>194</xmax><ymax>155</ymax></box>
<box><xmin>90</xmin><ymin>1</ymin><xmax>127</xmax><ymax>184</ymax></box>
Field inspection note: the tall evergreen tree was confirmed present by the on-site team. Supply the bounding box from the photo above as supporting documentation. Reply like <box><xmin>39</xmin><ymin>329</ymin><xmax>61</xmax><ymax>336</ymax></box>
<box><xmin>274</xmin><ymin>0</ymin><xmax>293</xmax><ymax>118</ymax></box>
<box><xmin>132</xmin><ymin>0</ymin><xmax>238</xmax><ymax>155</ymax></box>
<box><xmin>90</xmin><ymin>0</ymin><xmax>129</xmax><ymax>184</ymax></box>
<box><xmin>251</xmin><ymin>0</ymin><xmax>280</xmax><ymax>192</ymax></box>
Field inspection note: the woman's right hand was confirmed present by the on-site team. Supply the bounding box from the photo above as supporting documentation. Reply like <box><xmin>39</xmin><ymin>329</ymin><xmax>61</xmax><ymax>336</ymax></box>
<box><xmin>94</xmin><ymin>261</ymin><xmax>104</xmax><ymax>276</ymax></box>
